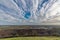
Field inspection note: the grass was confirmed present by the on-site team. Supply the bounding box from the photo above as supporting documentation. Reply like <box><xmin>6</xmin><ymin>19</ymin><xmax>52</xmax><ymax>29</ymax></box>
<box><xmin>0</xmin><ymin>37</ymin><xmax>60</xmax><ymax>40</ymax></box>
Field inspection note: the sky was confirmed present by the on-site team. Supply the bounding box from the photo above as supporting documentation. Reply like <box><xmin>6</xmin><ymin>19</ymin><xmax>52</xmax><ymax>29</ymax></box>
<box><xmin>0</xmin><ymin>0</ymin><xmax>60</xmax><ymax>25</ymax></box>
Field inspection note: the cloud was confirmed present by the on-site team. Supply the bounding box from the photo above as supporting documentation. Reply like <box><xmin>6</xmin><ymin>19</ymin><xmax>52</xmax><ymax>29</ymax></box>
<box><xmin>0</xmin><ymin>0</ymin><xmax>60</xmax><ymax>25</ymax></box>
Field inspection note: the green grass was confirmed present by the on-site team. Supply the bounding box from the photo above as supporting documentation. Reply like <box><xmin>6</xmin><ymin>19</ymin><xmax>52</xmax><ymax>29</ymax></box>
<box><xmin>0</xmin><ymin>37</ymin><xmax>60</xmax><ymax>40</ymax></box>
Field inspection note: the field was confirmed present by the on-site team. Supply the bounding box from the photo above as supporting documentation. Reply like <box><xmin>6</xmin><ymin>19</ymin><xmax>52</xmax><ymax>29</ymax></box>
<box><xmin>0</xmin><ymin>37</ymin><xmax>60</xmax><ymax>40</ymax></box>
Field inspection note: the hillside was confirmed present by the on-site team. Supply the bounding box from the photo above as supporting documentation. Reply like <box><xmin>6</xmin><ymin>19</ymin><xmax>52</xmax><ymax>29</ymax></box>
<box><xmin>0</xmin><ymin>25</ymin><xmax>60</xmax><ymax>38</ymax></box>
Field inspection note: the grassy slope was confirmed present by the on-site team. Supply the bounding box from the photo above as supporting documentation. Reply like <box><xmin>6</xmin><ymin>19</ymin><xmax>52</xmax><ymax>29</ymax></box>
<box><xmin>0</xmin><ymin>37</ymin><xmax>60</xmax><ymax>40</ymax></box>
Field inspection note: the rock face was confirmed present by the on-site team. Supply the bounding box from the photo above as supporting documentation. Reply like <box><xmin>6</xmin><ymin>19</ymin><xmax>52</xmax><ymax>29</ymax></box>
<box><xmin>0</xmin><ymin>0</ymin><xmax>60</xmax><ymax>25</ymax></box>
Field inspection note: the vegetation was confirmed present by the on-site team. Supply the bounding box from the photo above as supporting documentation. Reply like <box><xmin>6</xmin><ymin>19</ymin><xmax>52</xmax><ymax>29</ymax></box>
<box><xmin>0</xmin><ymin>37</ymin><xmax>60</xmax><ymax>40</ymax></box>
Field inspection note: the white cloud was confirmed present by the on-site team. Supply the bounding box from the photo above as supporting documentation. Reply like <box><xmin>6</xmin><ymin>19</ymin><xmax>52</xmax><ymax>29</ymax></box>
<box><xmin>0</xmin><ymin>0</ymin><xmax>60</xmax><ymax>25</ymax></box>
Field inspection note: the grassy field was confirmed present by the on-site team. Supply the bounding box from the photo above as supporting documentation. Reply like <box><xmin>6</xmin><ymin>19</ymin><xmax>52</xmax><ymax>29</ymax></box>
<box><xmin>0</xmin><ymin>37</ymin><xmax>60</xmax><ymax>40</ymax></box>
